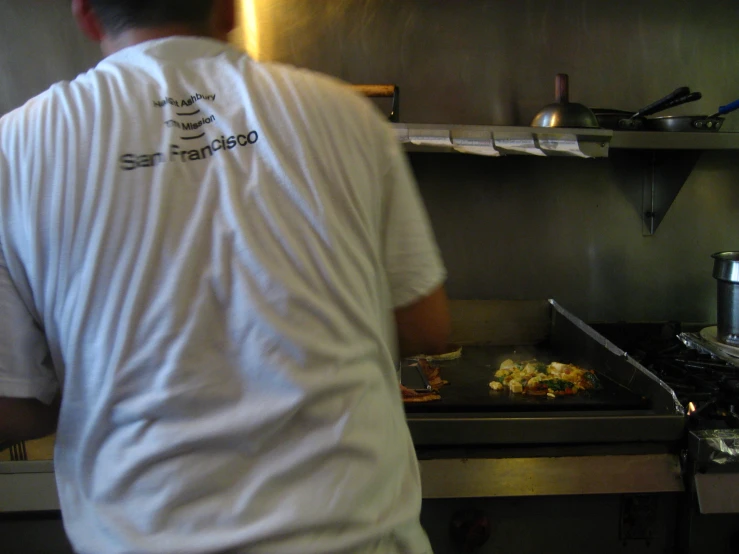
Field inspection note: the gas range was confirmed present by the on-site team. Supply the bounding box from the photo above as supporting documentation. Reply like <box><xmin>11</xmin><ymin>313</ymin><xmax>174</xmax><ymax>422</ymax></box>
<box><xmin>596</xmin><ymin>322</ymin><xmax>739</xmax><ymax>554</ymax></box>
<box><xmin>596</xmin><ymin>322</ymin><xmax>739</xmax><ymax>430</ymax></box>
<box><xmin>658</xmin><ymin>353</ymin><xmax>739</xmax><ymax>431</ymax></box>
<box><xmin>596</xmin><ymin>322</ymin><xmax>739</xmax><ymax>470</ymax></box>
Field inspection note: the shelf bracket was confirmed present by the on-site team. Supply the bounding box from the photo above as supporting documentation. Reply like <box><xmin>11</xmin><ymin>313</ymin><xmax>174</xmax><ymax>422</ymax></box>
<box><xmin>642</xmin><ymin>150</ymin><xmax>702</xmax><ymax>236</ymax></box>
<box><xmin>610</xmin><ymin>150</ymin><xmax>701</xmax><ymax>236</ymax></box>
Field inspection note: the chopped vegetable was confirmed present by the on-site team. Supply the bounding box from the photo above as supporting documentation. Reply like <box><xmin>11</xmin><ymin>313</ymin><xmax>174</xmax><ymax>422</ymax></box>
<box><xmin>491</xmin><ymin>358</ymin><xmax>599</xmax><ymax>398</ymax></box>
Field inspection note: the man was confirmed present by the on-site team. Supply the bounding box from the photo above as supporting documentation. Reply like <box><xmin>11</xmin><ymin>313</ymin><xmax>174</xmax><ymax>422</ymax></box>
<box><xmin>0</xmin><ymin>0</ymin><xmax>450</xmax><ymax>553</ymax></box>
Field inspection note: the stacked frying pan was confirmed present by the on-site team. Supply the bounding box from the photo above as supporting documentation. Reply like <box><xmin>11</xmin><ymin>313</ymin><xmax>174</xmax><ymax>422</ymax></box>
<box><xmin>593</xmin><ymin>87</ymin><xmax>739</xmax><ymax>132</ymax></box>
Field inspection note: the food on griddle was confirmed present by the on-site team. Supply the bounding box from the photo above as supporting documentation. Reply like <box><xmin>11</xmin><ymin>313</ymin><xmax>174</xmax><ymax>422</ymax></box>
<box><xmin>415</xmin><ymin>358</ymin><xmax>449</xmax><ymax>389</ymax></box>
<box><xmin>400</xmin><ymin>384</ymin><xmax>441</xmax><ymax>403</ymax></box>
<box><xmin>408</xmin><ymin>345</ymin><xmax>462</xmax><ymax>361</ymax></box>
<box><xmin>401</xmin><ymin>358</ymin><xmax>448</xmax><ymax>403</ymax></box>
<box><xmin>489</xmin><ymin>359</ymin><xmax>599</xmax><ymax>398</ymax></box>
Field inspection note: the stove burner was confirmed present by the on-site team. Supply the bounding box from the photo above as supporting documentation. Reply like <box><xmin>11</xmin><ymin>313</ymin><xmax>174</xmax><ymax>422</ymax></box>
<box><xmin>597</xmin><ymin>322</ymin><xmax>739</xmax><ymax>430</ymax></box>
<box><xmin>651</xmin><ymin>353</ymin><xmax>739</xmax><ymax>429</ymax></box>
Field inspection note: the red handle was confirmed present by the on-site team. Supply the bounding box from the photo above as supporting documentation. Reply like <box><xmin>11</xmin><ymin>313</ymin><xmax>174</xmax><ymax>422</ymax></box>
<box><xmin>556</xmin><ymin>74</ymin><xmax>569</xmax><ymax>104</ymax></box>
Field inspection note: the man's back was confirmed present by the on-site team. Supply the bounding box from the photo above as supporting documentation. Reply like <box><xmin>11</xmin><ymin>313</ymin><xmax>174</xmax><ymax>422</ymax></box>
<box><xmin>0</xmin><ymin>37</ymin><xmax>444</xmax><ymax>553</ymax></box>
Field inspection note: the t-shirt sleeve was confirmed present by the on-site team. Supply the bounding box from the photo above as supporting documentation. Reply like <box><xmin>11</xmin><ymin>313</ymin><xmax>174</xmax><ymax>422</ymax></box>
<box><xmin>380</xmin><ymin>129</ymin><xmax>447</xmax><ymax>309</ymax></box>
<box><xmin>0</xmin><ymin>244</ymin><xmax>58</xmax><ymax>404</ymax></box>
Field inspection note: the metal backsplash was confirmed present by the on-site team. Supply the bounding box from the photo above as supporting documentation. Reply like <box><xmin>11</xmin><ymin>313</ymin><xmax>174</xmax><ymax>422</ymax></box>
<box><xmin>237</xmin><ymin>0</ymin><xmax>739</xmax><ymax>323</ymax></box>
<box><xmin>2</xmin><ymin>1</ymin><xmax>739</xmax><ymax>323</ymax></box>
<box><xmin>236</xmin><ymin>0</ymin><xmax>739</xmax><ymax>130</ymax></box>
<box><xmin>410</xmin><ymin>152</ymin><xmax>739</xmax><ymax>323</ymax></box>
<box><xmin>0</xmin><ymin>1</ymin><xmax>100</xmax><ymax>116</ymax></box>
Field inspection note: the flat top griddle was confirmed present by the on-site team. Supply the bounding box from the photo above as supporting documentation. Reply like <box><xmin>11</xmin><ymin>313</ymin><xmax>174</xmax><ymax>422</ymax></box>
<box><xmin>402</xmin><ymin>345</ymin><xmax>650</xmax><ymax>414</ymax></box>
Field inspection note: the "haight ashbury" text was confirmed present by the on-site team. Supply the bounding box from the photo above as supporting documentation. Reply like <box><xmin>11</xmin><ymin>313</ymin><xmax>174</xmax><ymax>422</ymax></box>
<box><xmin>119</xmin><ymin>130</ymin><xmax>259</xmax><ymax>171</ymax></box>
<box><xmin>153</xmin><ymin>93</ymin><xmax>216</xmax><ymax>108</ymax></box>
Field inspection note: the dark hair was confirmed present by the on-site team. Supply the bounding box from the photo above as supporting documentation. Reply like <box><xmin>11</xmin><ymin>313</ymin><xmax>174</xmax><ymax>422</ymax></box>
<box><xmin>89</xmin><ymin>0</ymin><xmax>215</xmax><ymax>34</ymax></box>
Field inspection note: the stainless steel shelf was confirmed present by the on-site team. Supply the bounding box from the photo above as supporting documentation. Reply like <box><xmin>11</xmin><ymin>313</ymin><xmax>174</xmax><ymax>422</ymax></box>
<box><xmin>394</xmin><ymin>124</ymin><xmax>739</xmax><ymax>154</ymax></box>
<box><xmin>395</xmin><ymin>124</ymin><xmax>739</xmax><ymax>236</ymax></box>
<box><xmin>393</xmin><ymin>123</ymin><xmax>612</xmax><ymax>158</ymax></box>
<box><xmin>610</xmin><ymin>131</ymin><xmax>739</xmax><ymax>150</ymax></box>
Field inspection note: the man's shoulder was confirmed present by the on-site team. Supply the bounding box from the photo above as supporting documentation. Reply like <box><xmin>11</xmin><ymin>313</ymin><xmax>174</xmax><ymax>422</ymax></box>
<box><xmin>250</xmin><ymin>61</ymin><xmax>394</xmax><ymax>159</ymax></box>
<box><xmin>0</xmin><ymin>88</ymin><xmax>52</xmax><ymax>136</ymax></box>
<box><xmin>253</xmin><ymin>61</ymin><xmax>376</xmax><ymax>117</ymax></box>
<box><xmin>255</xmin><ymin>60</ymin><xmax>350</xmax><ymax>93</ymax></box>
<box><xmin>0</xmin><ymin>71</ymin><xmax>96</xmax><ymax>138</ymax></box>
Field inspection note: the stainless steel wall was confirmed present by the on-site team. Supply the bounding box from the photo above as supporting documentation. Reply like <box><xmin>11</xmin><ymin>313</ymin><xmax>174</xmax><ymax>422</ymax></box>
<box><xmin>0</xmin><ymin>2</ymin><xmax>100</xmax><ymax>116</ymax></box>
<box><xmin>411</xmin><ymin>152</ymin><xmax>739</xmax><ymax>322</ymax></box>
<box><xmin>240</xmin><ymin>0</ymin><xmax>739</xmax><ymax>130</ymax></box>
<box><xmin>239</xmin><ymin>0</ymin><xmax>739</xmax><ymax>323</ymax></box>
<box><xmin>2</xmin><ymin>1</ymin><xmax>738</xmax><ymax>322</ymax></box>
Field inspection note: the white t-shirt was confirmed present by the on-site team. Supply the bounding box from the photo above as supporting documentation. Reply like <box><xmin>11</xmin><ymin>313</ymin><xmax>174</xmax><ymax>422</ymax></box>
<box><xmin>0</xmin><ymin>37</ymin><xmax>445</xmax><ymax>554</ymax></box>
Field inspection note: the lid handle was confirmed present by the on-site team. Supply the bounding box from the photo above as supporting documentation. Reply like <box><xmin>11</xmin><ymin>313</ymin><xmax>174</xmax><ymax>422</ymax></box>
<box><xmin>555</xmin><ymin>74</ymin><xmax>569</xmax><ymax>104</ymax></box>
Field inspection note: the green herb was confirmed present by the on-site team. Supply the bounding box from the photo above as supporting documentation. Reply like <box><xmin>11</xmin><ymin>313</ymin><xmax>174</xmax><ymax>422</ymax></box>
<box><xmin>584</xmin><ymin>372</ymin><xmax>601</xmax><ymax>388</ymax></box>
<box><xmin>543</xmin><ymin>379</ymin><xmax>571</xmax><ymax>391</ymax></box>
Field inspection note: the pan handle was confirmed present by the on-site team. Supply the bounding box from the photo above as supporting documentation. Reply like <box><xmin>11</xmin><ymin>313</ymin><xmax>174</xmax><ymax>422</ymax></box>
<box><xmin>659</xmin><ymin>91</ymin><xmax>702</xmax><ymax>111</ymax></box>
<box><xmin>717</xmin><ymin>99</ymin><xmax>739</xmax><ymax>116</ymax></box>
<box><xmin>351</xmin><ymin>84</ymin><xmax>400</xmax><ymax>122</ymax></box>
<box><xmin>631</xmin><ymin>86</ymin><xmax>691</xmax><ymax>119</ymax></box>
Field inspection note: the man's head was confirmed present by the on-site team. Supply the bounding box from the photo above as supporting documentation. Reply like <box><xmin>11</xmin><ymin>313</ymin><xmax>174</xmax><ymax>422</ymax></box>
<box><xmin>72</xmin><ymin>0</ymin><xmax>236</xmax><ymax>55</ymax></box>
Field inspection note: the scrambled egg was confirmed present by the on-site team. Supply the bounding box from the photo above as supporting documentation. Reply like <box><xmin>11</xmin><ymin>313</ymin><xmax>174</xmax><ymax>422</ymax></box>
<box><xmin>489</xmin><ymin>358</ymin><xmax>597</xmax><ymax>397</ymax></box>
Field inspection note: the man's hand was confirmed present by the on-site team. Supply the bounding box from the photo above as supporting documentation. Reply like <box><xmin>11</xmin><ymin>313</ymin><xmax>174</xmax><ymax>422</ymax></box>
<box><xmin>0</xmin><ymin>396</ymin><xmax>60</xmax><ymax>444</ymax></box>
<box><xmin>394</xmin><ymin>285</ymin><xmax>451</xmax><ymax>358</ymax></box>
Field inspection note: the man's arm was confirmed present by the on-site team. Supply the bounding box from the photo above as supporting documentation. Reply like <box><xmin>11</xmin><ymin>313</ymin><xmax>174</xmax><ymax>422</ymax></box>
<box><xmin>0</xmin><ymin>240</ymin><xmax>59</xmax><ymax>442</ymax></box>
<box><xmin>0</xmin><ymin>396</ymin><xmax>59</xmax><ymax>444</ymax></box>
<box><xmin>376</xmin><ymin>115</ymin><xmax>450</xmax><ymax>358</ymax></box>
<box><xmin>0</xmin><ymin>128</ymin><xmax>60</xmax><ymax>444</ymax></box>
<box><xmin>395</xmin><ymin>285</ymin><xmax>451</xmax><ymax>357</ymax></box>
